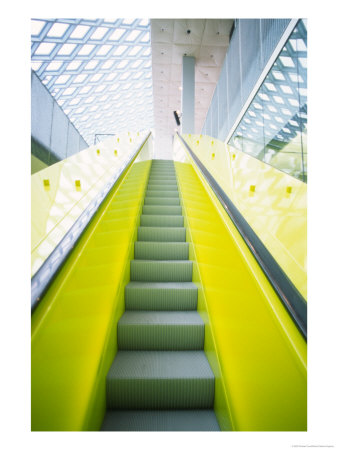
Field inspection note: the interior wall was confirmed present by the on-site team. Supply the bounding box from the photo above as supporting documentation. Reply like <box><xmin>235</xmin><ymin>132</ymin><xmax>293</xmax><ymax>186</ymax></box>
<box><xmin>31</xmin><ymin>70</ymin><xmax>89</xmax><ymax>172</ymax></box>
<box><xmin>202</xmin><ymin>19</ymin><xmax>291</xmax><ymax>141</ymax></box>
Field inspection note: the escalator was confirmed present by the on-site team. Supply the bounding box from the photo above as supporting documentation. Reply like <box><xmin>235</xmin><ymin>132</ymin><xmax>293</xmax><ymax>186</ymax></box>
<box><xmin>31</xmin><ymin>136</ymin><xmax>307</xmax><ymax>432</ymax></box>
<box><xmin>101</xmin><ymin>160</ymin><xmax>220</xmax><ymax>431</ymax></box>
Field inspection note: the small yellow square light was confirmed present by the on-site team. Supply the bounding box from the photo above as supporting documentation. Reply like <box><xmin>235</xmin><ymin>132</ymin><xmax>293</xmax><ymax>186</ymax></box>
<box><xmin>43</xmin><ymin>179</ymin><xmax>50</xmax><ymax>190</ymax></box>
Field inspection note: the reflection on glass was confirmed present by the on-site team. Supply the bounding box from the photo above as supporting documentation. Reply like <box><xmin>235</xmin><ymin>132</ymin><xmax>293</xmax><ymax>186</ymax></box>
<box><xmin>229</xmin><ymin>19</ymin><xmax>307</xmax><ymax>182</ymax></box>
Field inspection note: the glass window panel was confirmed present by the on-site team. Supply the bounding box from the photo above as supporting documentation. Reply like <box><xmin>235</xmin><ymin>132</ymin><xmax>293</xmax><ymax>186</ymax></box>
<box><xmin>31</xmin><ymin>20</ymin><xmax>46</xmax><ymax>36</ymax></box>
<box><xmin>90</xmin><ymin>27</ymin><xmax>109</xmax><ymax>40</ymax></box>
<box><xmin>35</xmin><ymin>42</ymin><xmax>56</xmax><ymax>55</ymax></box>
<box><xmin>47</xmin><ymin>23</ymin><xmax>69</xmax><ymax>38</ymax></box>
<box><xmin>108</xmin><ymin>28</ymin><xmax>126</xmax><ymax>40</ymax></box>
<box><xmin>58</xmin><ymin>43</ymin><xmax>76</xmax><ymax>55</ymax></box>
<box><xmin>70</xmin><ymin>25</ymin><xmax>90</xmax><ymax>39</ymax></box>
<box><xmin>228</xmin><ymin>19</ymin><xmax>307</xmax><ymax>182</ymax></box>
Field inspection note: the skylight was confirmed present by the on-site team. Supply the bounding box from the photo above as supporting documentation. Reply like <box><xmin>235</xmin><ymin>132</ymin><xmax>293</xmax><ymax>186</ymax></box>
<box><xmin>70</xmin><ymin>25</ymin><xmax>90</xmax><ymax>39</ymax></box>
<box><xmin>58</xmin><ymin>43</ymin><xmax>76</xmax><ymax>55</ymax></box>
<box><xmin>31</xmin><ymin>20</ymin><xmax>46</xmax><ymax>36</ymax></box>
<box><xmin>35</xmin><ymin>43</ymin><xmax>56</xmax><ymax>55</ymax></box>
<box><xmin>31</xmin><ymin>18</ymin><xmax>154</xmax><ymax>145</ymax></box>
<box><xmin>108</xmin><ymin>28</ymin><xmax>126</xmax><ymax>41</ymax></box>
<box><xmin>47</xmin><ymin>23</ymin><xmax>69</xmax><ymax>38</ymax></box>
<box><xmin>90</xmin><ymin>27</ymin><xmax>109</xmax><ymax>40</ymax></box>
<box><xmin>78</xmin><ymin>44</ymin><xmax>96</xmax><ymax>56</ymax></box>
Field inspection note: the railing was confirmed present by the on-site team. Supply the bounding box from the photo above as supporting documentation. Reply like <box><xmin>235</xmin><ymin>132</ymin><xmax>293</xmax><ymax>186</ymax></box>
<box><xmin>177</xmin><ymin>132</ymin><xmax>307</xmax><ymax>340</ymax></box>
<box><xmin>31</xmin><ymin>132</ymin><xmax>151</xmax><ymax>313</ymax></box>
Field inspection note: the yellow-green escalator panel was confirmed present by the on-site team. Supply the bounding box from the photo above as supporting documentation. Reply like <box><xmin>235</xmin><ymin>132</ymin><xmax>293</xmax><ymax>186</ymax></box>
<box><xmin>175</xmin><ymin>160</ymin><xmax>307</xmax><ymax>431</ymax></box>
<box><xmin>31</xmin><ymin>159</ymin><xmax>151</xmax><ymax>431</ymax></box>
<box><xmin>31</xmin><ymin>156</ymin><xmax>306</xmax><ymax>432</ymax></box>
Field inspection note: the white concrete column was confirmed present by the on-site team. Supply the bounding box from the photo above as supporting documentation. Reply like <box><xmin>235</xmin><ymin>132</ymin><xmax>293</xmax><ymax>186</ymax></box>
<box><xmin>181</xmin><ymin>56</ymin><xmax>195</xmax><ymax>134</ymax></box>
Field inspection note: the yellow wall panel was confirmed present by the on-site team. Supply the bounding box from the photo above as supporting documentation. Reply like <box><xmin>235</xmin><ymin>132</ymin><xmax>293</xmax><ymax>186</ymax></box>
<box><xmin>175</xmin><ymin>159</ymin><xmax>306</xmax><ymax>431</ymax></box>
<box><xmin>180</xmin><ymin>134</ymin><xmax>307</xmax><ymax>300</ymax></box>
<box><xmin>31</xmin><ymin>147</ymin><xmax>151</xmax><ymax>430</ymax></box>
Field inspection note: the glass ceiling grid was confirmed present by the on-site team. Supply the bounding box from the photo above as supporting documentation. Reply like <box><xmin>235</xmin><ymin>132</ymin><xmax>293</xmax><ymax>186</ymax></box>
<box><xmin>31</xmin><ymin>18</ymin><xmax>154</xmax><ymax>145</ymax></box>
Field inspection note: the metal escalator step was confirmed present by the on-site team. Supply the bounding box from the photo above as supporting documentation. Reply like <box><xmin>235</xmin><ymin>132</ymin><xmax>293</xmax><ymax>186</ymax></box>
<box><xmin>125</xmin><ymin>281</ymin><xmax>198</xmax><ymax>310</ymax></box>
<box><xmin>146</xmin><ymin>184</ymin><xmax>178</xmax><ymax>191</ymax></box>
<box><xmin>130</xmin><ymin>260</ymin><xmax>192</xmax><ymax>282</ymax></box>
<box><xmin>149</xmin><ymin>173</ymin><xmax>176</xmax><ymax>176</ymax></box>
<box><xmin>117</xmin><ymin>311</ymin><xmax>204</xmax><ymax>350</ymax></box>
<box><xmin>138</xmin><ymin>226</ymin><xmax>185</xmax><ymax>242</ymax></box>
<box><xmin>101</xmin><ymin>409</ymin><xmax>220</xmax><ymax>431</ymax></box>
<box><xmin>135</xmin><ymin>241</ymin><xmax>189</xmax><ymax>260</ymax></box>
<box><xmin>140</xmin><ymin>214</ymin><xmax>183</xmax><ymax>227</ymax></box>
<box><xmin>145</xmin><ymin>190</ymin><xmax>179</xmax><ymax>198</ymax></box>
<box><xmin>148</xmin><ymin>178</ymin><xmax>177</xmax><ymax>184</ymax></box>
<box><xmin>106</xmin><ymin>351</ymin><xmax>214</xmax><ymax>409</ymax></box>
<box><xmin>144</xmin><ymin>197</ymin><xmax>180</xmax><ymax>206</ymax></box>
<box><xmin>148</xmin><ymin>176</ymin><xmax>177</xmax><ymax>181</ymax></box>
<box><xmin>142</xmin><ymin>205</ymin><xmax>182</xmax><ymax>215</ymax></box>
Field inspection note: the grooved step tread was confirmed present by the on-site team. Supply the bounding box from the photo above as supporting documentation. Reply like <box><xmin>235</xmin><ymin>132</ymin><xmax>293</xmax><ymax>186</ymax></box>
<box><xmin>146</xmin><ymin>184</ymin><xmax>178</xmax><ymax>191</ymax></box>
<box><xmin>138</xmin><ymin>226</ymin><xmax>186</xmax><ymax>242</ymax></box>
<box><xmin>125</xmin><ymin>281</ymin><xmax>198</xmax><ymax>310</ymax></box>
<box><xmin>135</xmin><ymin>241</ymin><xmax>189</xmax><ymax>260</ymax></box>
<box><xmin>106</xmin><ymin>351</ymin><xmax>214</xmax><ymax>409</ymax></box>
<box><xmin>148</xmin><ymin>177</ymin><xmax>177</xmax><ymax>181</ymax></box>
<box><xmin>108</xmin><ymin>351</ymin><xmax>213</xmax><ymax>378</ymax></box>
<box><xmin>148</xmin><ymin>179</ymin><xmax>178</xmax><ymax>184</ymax></box>
<box><xmin>142</xmin><ymin>205</ymin><xmax>182</xmax><ymax>215</ymax></box>
<box><xmin>144</xmin><ymin>197</ymin><xmax>181</xmax><ymax>206</ymax></box>
<box><xmin>119</xmin><ymin>310</ymin><xmax>204</xmax><ymax>325</ymax></box>
<box><xmin>131</xmin><ymin>259</ymin><xmax>192</xmax><ymax>282</ymax></box>
<box><xmin>140</xmin><ymin>214</ymin><xmax>184</xmax><ymax>227</ymax></box>
<box><xmin>145</xmin><ymin>190</ymin><xmax>179</xmax><ymax>198</ymax></box>
<box><xmin>101</xmin><ymin>409</ymin><xmax>220</xmax><ymax>431</ymax></box>
<box><xmin>118</xmin><ymin>311</ymin><xmax>204</xmax><ymax>350</ymax></box>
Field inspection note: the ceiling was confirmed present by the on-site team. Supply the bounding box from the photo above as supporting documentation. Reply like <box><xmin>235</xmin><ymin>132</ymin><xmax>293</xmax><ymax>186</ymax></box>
<box><xmin>31</xmin><ymin>18</ymin><xmax>233</xmax><ymax>157</ymax></box>
<box><xmin>151</xmin><ymin>19</ymin><xmax>233</xmax><ymax>155</ymax></box>
<box><xmin>31</xmin><ymin>18</ymin><xmax>154</xmax><ymax>146</ymax></box>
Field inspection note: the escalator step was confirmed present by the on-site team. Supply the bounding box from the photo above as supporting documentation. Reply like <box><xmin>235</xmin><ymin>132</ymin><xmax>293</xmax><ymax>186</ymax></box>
<box><xmin>146</xmin><ymin>184</ymin><xmax>178</xmax><ymax>191</ymax></box>
<box><xmin>117</xmin><ymin>311</ymin><xmax>204</xmax><ymax>350</ymax></box>
<box><xmin>144</xmin><ymin>197</ymin><xmax>180</xmax><ymax>206</ymax></box>
<box><xmin>140</xmin><ymin>214</ymin><xmax>184</xmax><ymax>227</ymax></box>
<box><xmin>101</xmin><ymin>409</ymin><xmax>220</xmax><ymax>431</ymax></box>
<box><xmin>148</xmin><ymin>176</ymin><xmax>177</xmax><ymax>181</ymax></box>
<box><xmin>145</xmin><ymin>190</ymin><xmax>179</xmax><ymax>198</ymax></box>
<box><xmin>142</xmin><ymin>205</ymin><xmax>182</xmax><ymax>215</ymax></box>
<box><xmin>106</xmin><ymin>351</ymin><xmax>214</xmax><ymax>409</ymax></box>
<box><xmin>138</xmin><ymin>226</ymin><xmax>185</xmax><ymax>242</ymax></box>
<box><xmin>148</xmin><ymin>174</ymin><xmax>177</xmax><ymax>182</ymax></box>
<box><xmin>125</xmin><ymin>281</ymin><xmax>198</xmax><ymax>310</ymax></box>
<box><xmin>130</xmin><ymin>260</ymin><xmax>192</xmax><ymax>282</ymax></box>
<box><xmin>135</xmin><ymin>241</ymin><xmax>189</xmax><ymax>260</ymax></box>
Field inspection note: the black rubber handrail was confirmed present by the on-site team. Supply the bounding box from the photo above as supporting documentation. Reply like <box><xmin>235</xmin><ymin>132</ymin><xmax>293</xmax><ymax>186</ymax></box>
<box><xmin>31</xmin><ymin>132</ymin><xmax>151</xmax><ymax>313</ymax></box>
<box><xmin>177</xmin><ymin>133</ymin><xmax>307</xmax><ymax>340</ymax></box>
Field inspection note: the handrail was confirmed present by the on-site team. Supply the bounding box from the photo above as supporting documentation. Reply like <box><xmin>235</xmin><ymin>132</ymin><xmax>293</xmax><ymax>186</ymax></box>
<box><xmin>31</xmin><ymin>132</ymin><xmax>151</xmax><ymax>313</ymax></box>
<box><xmin>177</xmin><ymin>133</ymin><xmax>307</xmax><ymax>340</ymax></box>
